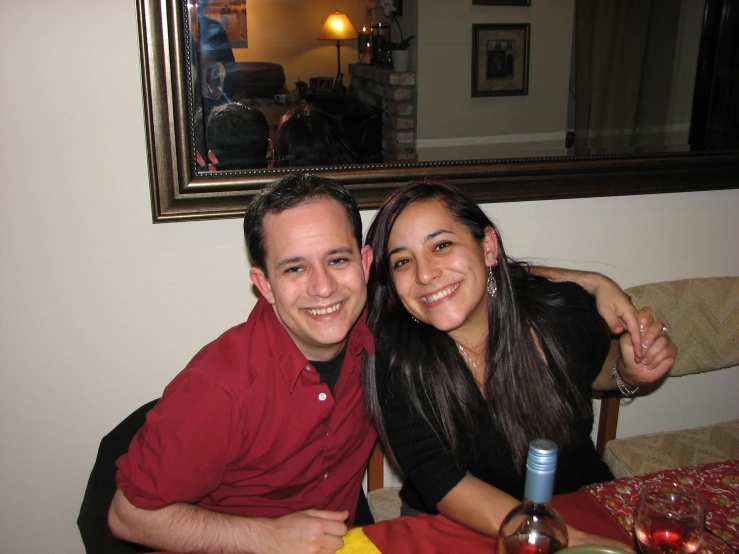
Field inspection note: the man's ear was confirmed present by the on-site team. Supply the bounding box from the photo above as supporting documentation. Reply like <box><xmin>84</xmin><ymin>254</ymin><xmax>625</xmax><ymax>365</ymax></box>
<box><xmin>250</xmin><ymin>268</ymin><xmax>275</xmax><ymax>304</ymax></box>
<box><xmin>482</xmin><ymin>226</ymin><xmax>499</xmax><ymax>266</ymax></box>
<box><xmin>360</xmin><ymin>245</ymin><xmax>374</xmax><ymax>283</ymax></box>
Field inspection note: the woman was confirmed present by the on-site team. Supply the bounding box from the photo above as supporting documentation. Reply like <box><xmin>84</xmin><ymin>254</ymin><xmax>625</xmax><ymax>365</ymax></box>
<box><xmin>363</xmin><ymin>181</ymin><xmax>676</xmax><ymax>547</ymax></box>
<box><xmin>272</xmin><ymin>104</ymin><xmax>356</xmax><ymax>168</ymax></box>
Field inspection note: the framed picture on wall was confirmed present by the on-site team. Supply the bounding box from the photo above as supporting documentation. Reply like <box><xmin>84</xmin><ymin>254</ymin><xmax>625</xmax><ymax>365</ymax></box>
<box><xmin>197</xmin><ymin>0</ymin><xmax>248</xmax><ymax>48</ymax></box>
<box><xmin>471</xmin><ymin>23</ymin><xmax>530</xmax><ymax>97</ymax></box>
<box><xmin>472</xmin><ymin>0</ymin><xmax>531</xmax><ymax>5</ymax></box>
<box><xmin>310</xmin><ymin>76</ymin><xmax>334</xmax><ymax>93</ymax></box>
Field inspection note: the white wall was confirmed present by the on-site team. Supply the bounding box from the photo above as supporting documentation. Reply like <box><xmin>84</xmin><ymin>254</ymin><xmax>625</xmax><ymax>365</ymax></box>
<box><xmin>416</xmin><ymin>1</ymin><xmax>575</xmax><ymax>160</ymax></box>
<box><xmin>0</xmin><ymin>2</ymin><xmax>738</xmax><ymax>552</ymax></box>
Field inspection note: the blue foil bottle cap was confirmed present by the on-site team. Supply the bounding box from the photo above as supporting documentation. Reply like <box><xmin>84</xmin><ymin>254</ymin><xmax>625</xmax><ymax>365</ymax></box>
<box><xmin>524</xmin><ymin>438</ymin><xmax>558</xmax><ymax>503</ymax></box>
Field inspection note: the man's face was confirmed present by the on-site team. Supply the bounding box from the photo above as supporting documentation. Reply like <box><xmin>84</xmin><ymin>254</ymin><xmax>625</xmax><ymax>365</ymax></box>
<box><xmin>250</xmin><ymin>198</ymin><xmax>373</xmax><ymax>361</ymax></box>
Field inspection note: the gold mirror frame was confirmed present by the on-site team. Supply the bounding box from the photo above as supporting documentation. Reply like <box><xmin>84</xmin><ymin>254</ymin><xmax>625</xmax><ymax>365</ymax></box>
<box><xmin>138</xmin><ymin>0</ymin><xmax>739</xmax><ymax>223</ymax></box>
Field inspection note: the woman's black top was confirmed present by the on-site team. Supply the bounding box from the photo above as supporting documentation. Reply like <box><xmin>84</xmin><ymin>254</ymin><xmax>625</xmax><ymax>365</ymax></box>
<box><xmin>374</xmin><ymin>280</ymin><xmax>615</xmax><ymax>514</ymax></box>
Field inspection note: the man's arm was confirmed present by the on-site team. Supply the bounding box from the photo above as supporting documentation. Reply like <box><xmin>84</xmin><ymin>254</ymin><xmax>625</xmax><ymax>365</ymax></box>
<box><xmin>108</xmin><ymin>489</ymin><xmax>348</xmax><ymax>554</ymax></box>
<box><xmin>530</xmin><ymin>267</ymin><xmax>643</xmax><ymax>361</ymax></box>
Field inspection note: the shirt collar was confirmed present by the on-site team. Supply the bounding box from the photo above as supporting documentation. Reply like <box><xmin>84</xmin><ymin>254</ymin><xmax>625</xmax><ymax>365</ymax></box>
<box><xmin>256</xmin><ymin>298</ymin><xmax>374</xmax><ymax>392</ymax></box>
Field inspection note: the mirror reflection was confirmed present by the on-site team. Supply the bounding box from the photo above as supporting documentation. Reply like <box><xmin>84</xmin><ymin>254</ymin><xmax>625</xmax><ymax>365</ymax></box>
<box><xmin>187</xmin><ymin>0</ymin><xmax>737</xmax><ymax>174</ymax></box>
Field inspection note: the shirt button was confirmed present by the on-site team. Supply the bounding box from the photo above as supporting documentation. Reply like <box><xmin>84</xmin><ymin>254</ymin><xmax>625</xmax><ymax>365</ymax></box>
<box><xmin>305</xmin><ymin>365</ymin><xmax>311</xmax><ymax>371</ymax></box>
<box><xmin>318</xmin><ymin>392</ymin><xmax>327</xmax><ymax>401</ymax></box>
<box><xmin>324</xmin><ymin>472</ymin><xmax>329</xmax><ymax>480</ymax></box>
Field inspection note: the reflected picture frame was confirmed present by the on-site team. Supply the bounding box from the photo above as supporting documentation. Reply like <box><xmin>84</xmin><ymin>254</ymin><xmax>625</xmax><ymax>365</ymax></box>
<box><xmin>198</xmin><ymin>0</ymin><xmax>248</xmax><ymax>48</ymax></box>
<box><xmin>472</xmin><ymin>23</ymin><xmax>530</xmax><ymax>97</ymax></box>
<box><xmin>311</xmin><ymin>76</ymin><xmax>334</xmax><ymax>92</ymax></box>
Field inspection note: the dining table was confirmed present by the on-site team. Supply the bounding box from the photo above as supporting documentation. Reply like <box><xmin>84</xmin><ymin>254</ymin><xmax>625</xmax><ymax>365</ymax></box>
<box><xmin>338</xmin><ymin>459</ymin><xmax>738</xmax><ymax>554</ymax></box>
<box><xmin>152</xmin><ymin>459</ymin><xmax>737</xmax><ymax>554</ymax></box>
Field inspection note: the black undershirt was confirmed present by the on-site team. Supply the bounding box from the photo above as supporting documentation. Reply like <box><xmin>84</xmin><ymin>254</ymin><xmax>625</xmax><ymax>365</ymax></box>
<box><xmin>309</xmin><ymin>342</ymin><xmax>374</xmax><ymax>525</ymax></box>
<box><xmin>309</xmin><ymin>342</ymin><xmax>347</xmax><ymax>396</ymax></box>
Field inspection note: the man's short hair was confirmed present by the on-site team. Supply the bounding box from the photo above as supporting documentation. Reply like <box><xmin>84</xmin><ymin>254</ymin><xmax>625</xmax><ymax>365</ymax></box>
<box><xmin>206</xmin><ymin>103</ymin><xmax>269</xmax><ymax>170</ymax></box>
<box><xmin>243</xmin><ymin>174</ymin><xmax>363</xmax><ymax>273</ymax></box>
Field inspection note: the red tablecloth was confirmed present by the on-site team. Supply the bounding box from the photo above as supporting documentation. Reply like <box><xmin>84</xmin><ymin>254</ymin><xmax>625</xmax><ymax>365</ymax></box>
<box><xmin>360</xmin><ymin>489</ymin><xmax>632</xmax><ymax>554</ymax></box>
<box><xmin>152</xmin><ymin>460</ymin><xmax>738</xmax><ymax>554</ymax></box>
<box><xmin>584</xmin><ymin>459</ymin><xmax>739</xmax><ymax>554</ymax></box>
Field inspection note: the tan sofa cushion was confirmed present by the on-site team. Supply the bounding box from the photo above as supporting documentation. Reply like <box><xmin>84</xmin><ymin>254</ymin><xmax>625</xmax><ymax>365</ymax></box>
<box><xmin>603</xmin><ymin>419</ymin><xmax>739</xmax><ymax>478</ymax></box>
<box><xmin>625</xmin><ymin>277</ymin><xmax>739</xmax><ymax>377</ymax></box>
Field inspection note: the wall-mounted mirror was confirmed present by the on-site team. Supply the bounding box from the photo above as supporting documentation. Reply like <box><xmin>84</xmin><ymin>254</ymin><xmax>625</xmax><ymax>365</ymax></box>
<box><xmin>138</xmin><ymin>0</ymin><xmax>738</xmax><ymax>222</ymax></box>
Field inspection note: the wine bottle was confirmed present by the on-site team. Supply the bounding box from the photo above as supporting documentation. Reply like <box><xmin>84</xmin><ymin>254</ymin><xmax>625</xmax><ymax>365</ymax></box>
<box><xmin>497</xmin><ymin>439</ymin><xmax>569</xmax><ymax>554</ymax></box>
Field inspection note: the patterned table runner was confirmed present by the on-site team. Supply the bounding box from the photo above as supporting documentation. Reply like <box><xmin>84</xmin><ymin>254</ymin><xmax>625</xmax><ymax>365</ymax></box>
<box><xmin>585</xmin><ymin>459</ymin><xmax>739</xmax><ymax>553</ymax></box>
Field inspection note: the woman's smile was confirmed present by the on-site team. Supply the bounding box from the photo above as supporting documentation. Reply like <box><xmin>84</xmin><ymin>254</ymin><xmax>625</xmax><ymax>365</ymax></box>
<box><xmin>421</xmin><ymin>282</ymin><xmax>460</xmax><ymax>304</ymax></box>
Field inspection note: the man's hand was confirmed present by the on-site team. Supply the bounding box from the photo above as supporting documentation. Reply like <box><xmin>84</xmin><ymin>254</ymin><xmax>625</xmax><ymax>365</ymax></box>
<box><xmin>618</xmin><ymin>307</ymin><xmax>677</xmax><ymax>387</ymax></box>
<box><xmin>253</xmin><ymin>509</ymin><xmax>349</xmax><ymax>554</ymax></box>
<box><xmin>590</xmin><ymin>275</ymin><xmax>644</xmax><ymax>362</ymax></box>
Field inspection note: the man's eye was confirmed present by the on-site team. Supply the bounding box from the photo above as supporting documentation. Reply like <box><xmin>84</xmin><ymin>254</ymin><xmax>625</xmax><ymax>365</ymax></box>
<box><xmin>285</xmin><ymin>266</ymin><xmax>302</xmax><ymax>274</ymax></box>
<box><xmin>330</xmin><ymin>257</ymin><xmax>348</xmax><ymax>265</ymax></box>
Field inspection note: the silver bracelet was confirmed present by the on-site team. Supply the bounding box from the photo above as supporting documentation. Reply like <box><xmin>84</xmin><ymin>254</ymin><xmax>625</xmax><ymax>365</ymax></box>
<box><xmin>610</xmin><ymin>354</ymin><xmax>640</xmax><ymax>396</ymax></box>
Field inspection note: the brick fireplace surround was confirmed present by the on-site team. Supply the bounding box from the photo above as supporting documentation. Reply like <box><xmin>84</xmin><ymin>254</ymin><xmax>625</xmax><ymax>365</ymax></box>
<box><xmin>348</xmin><ymin>64</ymin><xmax>417</xmax><ymax>162</ymax></box>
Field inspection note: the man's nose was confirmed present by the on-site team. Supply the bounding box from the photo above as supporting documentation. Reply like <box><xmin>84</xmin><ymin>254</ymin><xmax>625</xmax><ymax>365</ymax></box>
<box><xmin>308</xmin><ymin>266</ymin><xmax>338</xmax><ymax>297</ymax></box>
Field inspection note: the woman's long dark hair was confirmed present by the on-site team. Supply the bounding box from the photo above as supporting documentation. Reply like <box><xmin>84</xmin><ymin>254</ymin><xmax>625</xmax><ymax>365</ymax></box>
<box><xmin>363</xmin><ymin>180</ymin><xmax>593</xmax><ymax>472</ymax></box>
<box><xmin>272</xmin><ymin>105</ymin><xmax>356</xmax><ymax>168</ymax></box>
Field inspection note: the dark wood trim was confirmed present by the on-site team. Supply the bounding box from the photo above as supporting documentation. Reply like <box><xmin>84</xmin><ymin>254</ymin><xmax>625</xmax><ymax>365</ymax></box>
<box><xmin>595</xmin><ymin>391</ymin><xmax>622</xmax><ymax>458</ymax></box>
<box><xmin>367</xmin><ymin>443</ymin><xmax>385</xmax><ymax>492</ymax></box>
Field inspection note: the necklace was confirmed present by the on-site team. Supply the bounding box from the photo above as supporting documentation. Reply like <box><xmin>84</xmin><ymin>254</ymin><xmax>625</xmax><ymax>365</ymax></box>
<box><xmin>456</xmin><ymin>343</ymin><xmax>479</xmax><ymax>372</ymax></box>
<box><xmin>457</xmin><ymin>343</ymin><xmax>485</xmax><ymax>391</ymax></box>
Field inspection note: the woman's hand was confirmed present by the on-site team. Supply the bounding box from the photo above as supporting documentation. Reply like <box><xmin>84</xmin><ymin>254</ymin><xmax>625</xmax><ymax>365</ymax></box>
<box><xmin>618</xmin><ymin>307</ymin><xmax>677</xmax><ymax>386</ymax></box>
<box><xmin>567</xmin><ymin>525</ymin><xmax>635</xmax><ymax>552</ymax></box>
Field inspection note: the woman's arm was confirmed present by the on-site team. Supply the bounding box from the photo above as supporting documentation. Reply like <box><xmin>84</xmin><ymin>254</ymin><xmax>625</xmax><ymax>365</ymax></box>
<box><xmin>437</xmin><ymin>474</ymin><xmax>634</xmax><ymax>551</ymax></box>
<box><xmin>531</xmin><ymin>267</ymin><xmax>643</xmax><ymax>361</ymax></box>
<box><xmin>436</xmin><ymin>473</ymin><xmax>518</xmax><ymax>535</ymax></box>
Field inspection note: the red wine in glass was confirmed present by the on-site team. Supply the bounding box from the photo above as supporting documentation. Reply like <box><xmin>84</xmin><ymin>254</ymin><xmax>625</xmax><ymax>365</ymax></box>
<box><xmin>634</xmin><ymin>482</ymin><xmax>704</xmax><ymax>554</ymax></box>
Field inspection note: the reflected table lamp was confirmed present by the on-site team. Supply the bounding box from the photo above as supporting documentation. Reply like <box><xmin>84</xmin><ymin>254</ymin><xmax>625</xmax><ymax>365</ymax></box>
<box><xmin>317</xmin><ymin>10</ymin><xmax>358</xmax><ymax>75</ymax></box>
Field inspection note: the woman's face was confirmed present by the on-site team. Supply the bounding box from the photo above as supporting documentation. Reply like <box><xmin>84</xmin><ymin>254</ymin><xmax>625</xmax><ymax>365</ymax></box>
<box><xmin>386</xmin><ymin>199</ymin><xmax>497</xmax><ymax>342</ymax></box>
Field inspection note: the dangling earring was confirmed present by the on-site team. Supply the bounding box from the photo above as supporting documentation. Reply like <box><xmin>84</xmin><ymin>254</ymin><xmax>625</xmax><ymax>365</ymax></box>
<box><xmin>486</xmin><ymin>266</ymin><xmax>497</xmax><ymax>297</ymax></box>
<box><xmin>411</xmin><ymin>316</ymin><xmax>419</xmax><ymax>324</ymax></box>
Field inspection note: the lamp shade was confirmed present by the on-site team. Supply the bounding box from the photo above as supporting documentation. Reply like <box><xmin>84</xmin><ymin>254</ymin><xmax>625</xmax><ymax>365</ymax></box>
<box><xmin>317</xmin><ymin>11</ymin><xmax>358</xmax><ymax>41</ymax></box>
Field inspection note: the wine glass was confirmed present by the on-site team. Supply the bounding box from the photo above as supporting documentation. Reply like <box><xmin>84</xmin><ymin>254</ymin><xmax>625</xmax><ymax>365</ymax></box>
<box><xmin>634</xmin><ymin>482</ymin><xmax>705</xmax><ymax>554</ymax></box>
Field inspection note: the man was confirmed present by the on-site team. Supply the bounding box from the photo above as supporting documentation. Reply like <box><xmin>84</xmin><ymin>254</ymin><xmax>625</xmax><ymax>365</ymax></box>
<box><xmin>109</xmin><ymin>174</ymin><xmax>643</xmax><ymax>554</ymax></box>
<box><xmin>205</xmin><ymin>103</ymin><xmax>271</xmax><ymax>171</ymax></box>
<box><xmin>110</xmin><ymin>174</ymin><xmax>375</xmax><ymax>554</ymax></box>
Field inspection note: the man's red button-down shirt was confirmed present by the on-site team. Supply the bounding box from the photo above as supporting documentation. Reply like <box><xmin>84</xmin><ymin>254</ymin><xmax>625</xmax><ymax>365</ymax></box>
<box><xmin>116</xmin><ymin>297</ymin><xmax>377</xmax><ymax>524</ymax></box>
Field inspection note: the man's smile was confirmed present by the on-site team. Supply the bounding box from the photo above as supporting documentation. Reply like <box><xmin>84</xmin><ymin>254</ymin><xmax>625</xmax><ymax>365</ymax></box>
<box><xmin>304</xmin><ymin>301</ymin><xmax>344</xmax><ymax>316</ymax></box>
